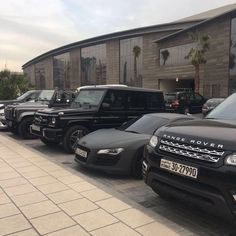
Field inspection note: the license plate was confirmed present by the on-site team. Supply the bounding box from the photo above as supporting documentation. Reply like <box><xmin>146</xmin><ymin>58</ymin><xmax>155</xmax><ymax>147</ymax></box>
<box><xmin>31</xmin><ymin>124</ymin><xmax>40</xmax><ymax>132</ymax></box>
<box><xmin>160</xmin><ymin>159</ymin><xmax>198</xmax><ymax>179</ymax></box>
<box><xmin>76</xmin><ymin>148</ymin><xmax>87</xmax><ymax>158</ymax></box>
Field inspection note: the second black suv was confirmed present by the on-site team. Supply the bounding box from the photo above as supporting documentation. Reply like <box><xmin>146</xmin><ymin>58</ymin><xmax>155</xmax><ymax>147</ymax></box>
<box><xmin>5</xmin><ymin>90</ymin><xmax>75</xmax><ymax>139</ymax></box>
<box><xmin>165</xmin><ymin>91</ymin><xmax>206</xmax><ymax>114</ymax></box>
<box><xmin>31</xmin><ymin>86</ymin><xmax>165</xmax><ymax>153</ymax></box>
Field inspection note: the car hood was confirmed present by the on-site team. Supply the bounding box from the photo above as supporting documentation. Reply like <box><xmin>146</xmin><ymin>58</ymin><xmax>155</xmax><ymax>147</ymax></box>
<box><xmin>37</xmin><ymin>106</ymin><xmax>98</xmax><ymax>115</ymax></box>
<box><xmin>7</xmin><ymin>101</ymin><xmax>49</xmax><ymax>109</ymax></box>
<box><xmin>78</xmin><ymin>128</ymin><xmax>151</xmax><ymax>149</ymax></box>
<box><xmin>0</xmin><ymin>99</ymin><xmax>18</xmax><ymax>106</ymax></box>
<box><xmin>157</xmin><ymin>119</ymin><xmax>236</xmax><ymax>151</ymax></box>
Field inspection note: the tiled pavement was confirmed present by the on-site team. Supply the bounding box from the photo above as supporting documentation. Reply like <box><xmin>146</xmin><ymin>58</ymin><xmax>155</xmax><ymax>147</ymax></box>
<box><xmin>0</xmin><ymin>134</ymin><xmax>181</xmax><ymax>236</ymax></box>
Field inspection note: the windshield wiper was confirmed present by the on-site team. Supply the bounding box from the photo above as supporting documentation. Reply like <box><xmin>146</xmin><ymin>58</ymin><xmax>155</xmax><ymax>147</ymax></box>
<box><xmin>125</xmin><ymin>130</ymin><xmax>139</xmax><ymax>134</ymax></box>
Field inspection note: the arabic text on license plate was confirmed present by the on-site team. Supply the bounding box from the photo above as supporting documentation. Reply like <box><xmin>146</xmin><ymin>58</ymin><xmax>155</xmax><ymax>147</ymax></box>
<box><xmin>160</xmin><ymin>159</ymin><xmax>198</xmax><ymax>179</ymax></box>
<box><xmin>31</xmin><ymin>124</ymin><xmax>40</xmax><ymax>132</ymax></box>
<box><xmin>76</xmin><ymin>148</ymin><xmax>87</xmax><ymax>158</ymax></box>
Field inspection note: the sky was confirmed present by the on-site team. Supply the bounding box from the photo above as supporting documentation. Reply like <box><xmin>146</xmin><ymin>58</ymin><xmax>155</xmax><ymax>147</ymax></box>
<box><xmin>1</xmin><ymin>0</ymin><xmax>236</xmax><ymax>72</ymax></box>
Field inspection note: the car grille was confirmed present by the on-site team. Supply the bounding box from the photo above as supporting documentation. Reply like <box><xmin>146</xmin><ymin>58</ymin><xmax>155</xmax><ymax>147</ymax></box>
<box><xmin>4</xmin><ymin>108</ymin><xmax>13</xmax><ymax>120</ymax></box>
<box><xmin>159</xmin><ymin>139</ymin><xmax>225</xmax><ymax>163</ymax></box>
<box><xmin>34</xmin><ymin>114</ymin><xmax>48</xmax><ymax>126</ymax></box>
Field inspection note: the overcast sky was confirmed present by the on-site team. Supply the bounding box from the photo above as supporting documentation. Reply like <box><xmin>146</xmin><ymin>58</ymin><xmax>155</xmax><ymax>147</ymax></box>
<box><xmin>1</xmin><ymin>0</ymin><xmax>236</xmax><ymax>71</ymax></box>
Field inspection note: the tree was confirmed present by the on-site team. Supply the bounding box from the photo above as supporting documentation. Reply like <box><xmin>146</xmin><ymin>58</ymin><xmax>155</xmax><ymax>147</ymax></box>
<box><xmin>185</xmin><ymin>31</ymin><xmax>210</xmax><ymax>93</ymax></box>
<box><xmin>161</xmin><ymin>49</ymin><xmax>170</xmax><ymax>65</ymax></box>
<box><xmin>0</xmin><ymin>70</ymin><xmax>34</xmax><ymax>100</ymax></box>
<box><xmin>133</xmin><ymin>46</ymin><xmax>141</xmax><ymax>86</ymax></box>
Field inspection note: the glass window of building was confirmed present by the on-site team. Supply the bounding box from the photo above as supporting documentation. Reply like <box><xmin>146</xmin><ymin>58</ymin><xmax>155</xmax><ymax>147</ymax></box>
<box><xmin>229</xmin><ymin>17</ymin><xmax>236</xmax><ymax>94</ymax></box>
<box><xmin>35</xmin><ymin>61</ymin><xmax>46</xmax><ymax>89</ymax></box>
<box><xmin>81</xmin><ymin>44</ymin><xmax>106</xmax><ymax>85</ymax></box>
<box><xmin>120</xmin><ymin>37</ymin><xmax>143</xmax><ymax>87</ymax></box>
<box><xmin>160</xmin><ymin>43</ymin><xmax>196</xmax><ymax>66</ymax></box>
<box><xmin>53</xmin><ymin>53</ymin><xmax>71</xmax><ymax>89</ymax></box>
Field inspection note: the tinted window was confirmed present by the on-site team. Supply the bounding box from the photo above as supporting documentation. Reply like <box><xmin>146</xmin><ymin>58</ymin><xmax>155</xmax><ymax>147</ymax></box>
<box><xmin>123</xmin><ymin>115</ymin><xmax>168</xmax><ymax>135</ymax></box>
<box><xmin>127</xmin><ymin>92</ymin><xmax>145</xmax><ymax>110</ymax></box>
<box><xmin>17</xmin><ymin>91</ymin><xmax>36</xmax><ymax>101</ymax></box>
<box><xmin>72</xmin><ymin>90</ymin><xmax>105</xmax><ymax>107</ymax></box>
<box><xmin>147</xmin><ymin>93</ymin><xmax>163</xmax><ymax>109</ymax></box>
<box><xmin>207</xmin><ymin>93</ymin><xmax>236</xmax><ymax>120</ymax></box>
<box><xmin>103</xmin><ymin>91</ymin><xmax>125</xmax><ymax>110</ymax></box>
<box><xmin>195</xmin><ymin>93</ymin><xmax>203</xmax><ymax>101</ymax></box>
<box><xmin>38</xmin><ymin>90</ymin><xmax>54</xmax><ymax>101</ymax></box>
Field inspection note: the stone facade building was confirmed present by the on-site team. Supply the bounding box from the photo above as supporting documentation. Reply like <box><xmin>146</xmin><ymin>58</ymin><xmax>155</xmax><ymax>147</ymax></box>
<box><xmin>22</xmin><ymin>4</ymin><xmax>236</xmax><ymax>98</ymax></box>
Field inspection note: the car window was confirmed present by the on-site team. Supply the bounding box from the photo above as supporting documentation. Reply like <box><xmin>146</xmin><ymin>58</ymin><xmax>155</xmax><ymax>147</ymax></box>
<box><xmin>179</xmin><ymin>93</ymin><xmax>188</xmax><ymax>100</ymax></box>
<box><xmin>127</xmin><ymin>92</ymin><xmax>145</xmax><ymax>110</ymax></box>
<box><xmin>26</xmin><ymin>92</ymin><xmax>40</xmax><ymax>101</ymax></box>
<box><xmin>195</xmin><ymin>93</ymin><xmax>203</xmax><ymax>101</ymax></box>
<box><xmin>16</xmin><ymin>91</ymin><xmax>36</xmax><ymax>101</ymax></box>
<box><xmin>103</xmin><ymin>91</ymin><xmax>125</xmax><ymax>110</ymax></box>
<box><xmin>147</xmin><ymin>93</ymin><xmax>163</xmax><ymax>109</ymax></box>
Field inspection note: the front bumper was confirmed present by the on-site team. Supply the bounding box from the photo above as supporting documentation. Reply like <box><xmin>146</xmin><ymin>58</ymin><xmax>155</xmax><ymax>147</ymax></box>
<box><xmin>74</xmin><ymin>145</ymin><xmax>133</xmax><ymax>175</ymax></box>
<box><xmin>143</xmin><ymin>145</ymin><xmax>236</xmax><ymax>221</ymax></box>
<box><xmin>30</xmin><ymin>125</ymin><xmax>63</xmax><ymax>142</ymax></box>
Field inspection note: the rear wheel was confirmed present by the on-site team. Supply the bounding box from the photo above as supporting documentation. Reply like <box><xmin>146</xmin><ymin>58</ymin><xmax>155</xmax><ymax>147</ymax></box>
<box><xmin>18</xmin><ymin>117</ymin><xmax>36</xmax><ymax>139</ymax></box>
<box><xmin>131</xmin><ymin>150</ymin><xmax>144</xmax><ymax>179</ymax></box>
<box><xmin>40</xmin><ymin>137</ymin><xmax>60</xmax><ymax>146</ymax></box>
<box><xmin>63</xmin><ymin>125</ymin><xmax>89</xmax><ymax>153</ymax></box>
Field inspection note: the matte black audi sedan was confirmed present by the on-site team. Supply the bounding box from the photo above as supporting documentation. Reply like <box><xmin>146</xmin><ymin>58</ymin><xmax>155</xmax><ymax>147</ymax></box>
<box><xmin>74</xmin><ymin>113</ymin><xmax>194</xmax><ymax>178</ymax></box>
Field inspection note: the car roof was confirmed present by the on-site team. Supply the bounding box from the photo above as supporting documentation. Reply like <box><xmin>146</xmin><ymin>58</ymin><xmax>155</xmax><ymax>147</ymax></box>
<box><xmin>80</xmin><ymin>86</ymin><xmax>163</xmax><ymax>93</ymax></box>
<box><xmin>144</xmin><ymin>112</ymin><xmax>193</xmax><ymax>119</ymax></box>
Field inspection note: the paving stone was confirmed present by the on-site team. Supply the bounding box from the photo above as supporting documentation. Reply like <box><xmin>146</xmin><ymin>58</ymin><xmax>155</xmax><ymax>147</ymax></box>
<box><xmin>28</xmin><ymin>176</ymin><xmax>58</xmax><ymax>186</ymax></box>
<box><xmin>5</xmin><ymin>184</ymin><xmax>37</xmax><ymax>196</ymax></box>
<box><xmin>8</xmin><ymin>228</ymin><xmax>39</xmax><ymax>236</ymax></box>
<box><xmin>0</xmin><ymin>214</ymin><xmax>31</xmax><ymax>236</ymax></box>
<box><xmin>91</xmin><ymin>222</ymin><xmax>140</xmax><ymax>236</ymax></box>
<box><xmin>21</xmin><ymin>170</ymin><xmax>49</xmax><ymax>179</ymax></box>
<box><xmin>81</xmin><ymin>188</ymin><xmax>112</xmax><ymax>202</ymax></box>
<box><xmin>11</xmin><ymin>191</ymin><xmax>47</xmax><ymax>207</ymax></box>
<box><xmin>9</xmin><ymin>161</ymin><xmax>33</xmax><ymax>168</ymax></box>
<box><xmin>0</xmin><ymin>193</ymin><xmax>11</xmax><ymax>205</ymax></box>
<box><xmin>20</xmin><ymin>200</ymin><xmax>60</xmax><ymax>219</ymax></box>
<box><xmin>0</xmin><ymin>171</ymin><xmax>20</xmax><ymax>181</ymax></box>
<box><xmin>30</xmin><ymin>212</ymin><xmax>76</xmax><ymax>235</ymax></box>
<box><xmin>59</xmin><ymin>198</ymin><xmax>98</xmax><ymax>216</ymax></box>
<box><xmin>57</xmin><ymin>174</ymin><xmax>84</xmax><ymax>185</ymax></box>
<box><xmin>136</xmin><ymin>221</ymin><xmax>181</xmax><ymax>236</ymax></box>
<box><xmin>46</xmin><ymin>225</ymin><xmax>89</xmax><ymax>236</ymax></box>
<box><xmin>0</xmin><ymin>177</ymin><xmax>28</xmax><ymax>188</ymax></box>
<box><xmin>0</xmin><ymin>203</ymin><xmax>20</xmax><ymax>218</ymax></box>
<box><xmin>69</xmin><ymin>181</ymin><xmax>97</xmax><ymax>192</ymax></box>
<box><xmin>49</xmin><ymin>169</ymin><xmax>71</xmax><ymax>178</ymax></box>
<box><xmin>47</xmin><ymin>189</ymin><xmax>83</xmax><ymax>204</ymax></box>
<box><xmin>114</xmin><ymin>208</ymin><xmax>154</xmax><ymax>228</ymax></box>
<box><xmin>96</xmin><ymin>197</ymin><xmax>131</xmax><ymax>213</ymax></box>
<box><xmin>0</xmin><ymin>166</ymin><xmax>15</xmax><ymax>173</ymax></box>
<box><xmin>37</xmin><ymin>182</ymin><xmax>68</xmax><ymax>194</ymax></box>
<box><xmin>15</xmin><ymin>165</ymin><xmax>42</xmax><ymax>174</ymax></box>
<box><xmin>74</xmin><ymin>208</ymin><xmax>118</xmax><ymax>231</ymax></box>
<box><xmin>37</xmin><ymin>163</ymin><xmax>62</xmax><ymax>172</ymax></box>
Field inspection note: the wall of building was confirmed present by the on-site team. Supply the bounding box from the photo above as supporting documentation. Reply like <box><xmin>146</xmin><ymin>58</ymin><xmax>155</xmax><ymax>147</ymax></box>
<box><xmin>44</xmin><ymin>57</ymin><xmax>53</xmax><ymax>89</ymax></box>
<box><xmin>23</xmin><ymin>65</ymin><xmax>35</xmax><ymax>86</ymax></box>
<box><xmin>156</xmin><ymin>15</ymin><xmax>231</xmax><ymax>97</ymax></box>
<box><xmin>70</xmin><ymin>48</ymin><xmax>81</xmax><ymax>90</ymax></box>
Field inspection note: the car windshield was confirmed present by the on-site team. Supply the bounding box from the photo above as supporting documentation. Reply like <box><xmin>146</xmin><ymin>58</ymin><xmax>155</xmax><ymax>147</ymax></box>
<box><xmin>118</xmin><ymin>115</ymin><xmax>169</xmax><ymax>135</ymax></box>
<box><xmin>207</xmin><ymin>93</ymin><xmax>236</xmax><ymax>120</ymax></box>
<box><xmin>164</xmin><ymin>94</ymin><xmax>176</xmax><ymax>102</ymax></box>
<box><xmin>71</xmin><ymin>89</ymin><xmax>105</xmax><ymax>108</ymax></box>
<box><xmin>16</xmin><ymin>91</ymin><xmax>34</xmax><ymax>100</ymax></box>
<box><xmin>37</xmin><ymin>90</ymin><xmax>54</xmax><ymax>101</ymax></box>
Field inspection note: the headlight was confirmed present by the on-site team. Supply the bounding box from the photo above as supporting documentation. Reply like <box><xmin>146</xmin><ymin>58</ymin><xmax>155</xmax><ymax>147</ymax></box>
<box><xmin>149</xmin><ymin>135</ymin><xmax>158</xmax><ymax>148</ymax></box>
<box><xmin>225</xmin><ymin>153</ymin><xmax>236</xmax><ymax>166</ymax></box>
<box><xmin>51</xmin><ymin>117</ymin><xmax>56</xmax><ymax>124</ymax></box>
<box><xmin>97</xmin><ymin>148</ymin><xmax>124</xmax><ymax>155</ymax></box>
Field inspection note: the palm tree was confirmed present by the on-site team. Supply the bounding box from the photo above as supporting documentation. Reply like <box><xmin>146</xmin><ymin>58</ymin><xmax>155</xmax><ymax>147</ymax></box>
<box><xmin>133</xmin><ymin>46</ymin><xmax>141</xmax><ymax>86</ymax></box>
<box><xmin>185</xmin><ymin>31</ymin><xmax>210</xmax><ymax>93</ymax></box>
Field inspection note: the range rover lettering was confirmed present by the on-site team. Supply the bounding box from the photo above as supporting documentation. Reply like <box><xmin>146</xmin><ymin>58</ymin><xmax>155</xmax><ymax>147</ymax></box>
<box><xmin>31</xmin><ymin>86</ymin><xmax>165</xmax><ymax>153</ymax></box>
<box><xmin>143</xmin><ymin>92</ymin><xmax>236</xmax><ymax>221</ymax></box>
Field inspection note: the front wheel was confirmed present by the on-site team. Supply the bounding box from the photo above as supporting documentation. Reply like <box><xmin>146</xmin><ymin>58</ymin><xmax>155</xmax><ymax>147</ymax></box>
<box><xmin>131</xmin><ymin>150</ymin><xmax>143</xmax><ymax>179</ymax></box>
<box><xmin>18</xmin><ymin>117</ymin><xmax>36</xmax><ymax>139</ymax></box>
<box><xmin>63</xmin><ymin>125</ymin><xmax>89</xmax><ymax>153</ymax></box>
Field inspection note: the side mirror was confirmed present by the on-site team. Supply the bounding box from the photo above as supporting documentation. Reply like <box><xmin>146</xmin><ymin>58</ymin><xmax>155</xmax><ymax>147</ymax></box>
<box><xmin>102</xmin><ymin>103</ymin><xmax>111</xmax><ymax>110</ymax></box>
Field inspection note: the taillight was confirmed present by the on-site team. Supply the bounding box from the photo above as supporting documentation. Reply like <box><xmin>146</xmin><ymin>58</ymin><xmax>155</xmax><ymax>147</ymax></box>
<box><xmin>172</xmin><ymin>100</ymin><xmax>179</xmax><ymax>108</ymax></box>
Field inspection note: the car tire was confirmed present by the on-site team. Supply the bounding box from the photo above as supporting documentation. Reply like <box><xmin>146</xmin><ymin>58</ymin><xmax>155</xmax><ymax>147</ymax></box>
<box><xmin>40</xmin><ymin>137</ymin><xmax>60</xmax><ymax>146</ymax></box>
<box><xmin>63</xmin><ymin>125</ymin><xmax>89</xmax><ymax>153</ymax></box>
<box><xmin>18</xmin><ymin>117</ymin><xmax>36</xmax><ymax>139</ymax></box>
<box><xmin>131</xmin><ymin>150</ymin><xmax>143</xmax><ymax>179</ymax></box>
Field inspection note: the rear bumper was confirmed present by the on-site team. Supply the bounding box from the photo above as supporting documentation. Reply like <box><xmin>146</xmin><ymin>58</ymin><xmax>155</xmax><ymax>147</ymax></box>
<box><xmin>143</xmin><ymin>146</ymin><xmax>236</xmax><ymax>221</ymax></box>
<box><xmin>30</xmin><ymin>125</ymin><xmax>63</xmax><ymax>142</ymax></box>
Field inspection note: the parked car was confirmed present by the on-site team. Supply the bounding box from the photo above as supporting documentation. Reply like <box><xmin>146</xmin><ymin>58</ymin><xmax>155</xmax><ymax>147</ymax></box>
<box><xmin>4</xmin><ymin>90</ymin><xmax>75</xmax><ymax>139</ymax></box>
<box><xmin>164</xmin><ymin>91</ymin><xmax>206</xmax><ymax>114</ymax></box>
<box><xmin>74</xmin><ymin>113</ymin><xmax>194</xmax><ymax>178</ymax></box>
<box><xmin>30</xmin><ymin>86</ymin><xmax>165</xmax><ymax>153</ymax></box>
<box><xmin>143</xmin><ymin>92</ymin><xmax>236</xmax><ymax>221</ymax></box>
<box><xmin>76</xmin><ymin>84</ymin><xmax>127</xmax><ymax>92</ymax></box>
<box><xmin>202</xmin><ymin>98</ymin><xmax>224</xmax><ymax>116</ymax></box>
<box><xmin>0</xmin><ymin>90</ymin><xmax>41</xmax><ymax>108</ymax></box>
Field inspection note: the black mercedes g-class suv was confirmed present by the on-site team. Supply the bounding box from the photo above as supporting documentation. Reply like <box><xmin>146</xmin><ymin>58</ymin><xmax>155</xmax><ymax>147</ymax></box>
<box><xmin>31</xmin><ymin>86</ymin><xmax>165</xmax><ymax>153</ymax></box>
<box><xmin>5</xmin><ymin>90</ymin><xmax>75</xmax><ymax>139</ymax></box>
<box><xmin>143</xmin><ymin>92</ymin><xmax>236</xmax><ymax>221</ymax></box>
